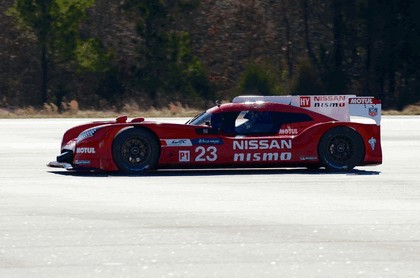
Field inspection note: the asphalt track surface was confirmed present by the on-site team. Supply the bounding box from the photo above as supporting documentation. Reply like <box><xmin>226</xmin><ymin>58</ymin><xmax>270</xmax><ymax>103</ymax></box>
<box><xmin>0</xmin><ymin>116</ymin><xmax>419</xmax><ymax>278</ymax></box>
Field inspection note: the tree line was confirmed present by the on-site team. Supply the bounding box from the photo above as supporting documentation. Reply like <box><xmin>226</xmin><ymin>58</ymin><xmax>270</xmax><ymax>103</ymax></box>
<box><xmin>1</xmin><ymin>0</ymin><xmax>419</xmax><ymax>111</ymax></box>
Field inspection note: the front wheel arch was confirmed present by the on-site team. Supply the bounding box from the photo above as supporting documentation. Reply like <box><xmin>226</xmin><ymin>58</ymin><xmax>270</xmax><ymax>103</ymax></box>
<box><xmin>318</xmin><ymin>126</ymin><xmax>365</xmax><ymax>172</ymax></box>
<box><xmin>112</xmin><ymin>127</ymin><xmax>160</xmax><ymax>173</ymax></box>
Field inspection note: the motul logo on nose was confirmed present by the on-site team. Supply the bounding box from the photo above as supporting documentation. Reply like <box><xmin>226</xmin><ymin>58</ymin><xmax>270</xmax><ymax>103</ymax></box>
<box><xmin>76</xmin><ymin>147</ymin><xmax>96</xmax><ymax>154</ymax></box>
<box><xmin>349</xmin><ymin>98</ymin><xmax>373</xmax><ymax>104</ymax></box>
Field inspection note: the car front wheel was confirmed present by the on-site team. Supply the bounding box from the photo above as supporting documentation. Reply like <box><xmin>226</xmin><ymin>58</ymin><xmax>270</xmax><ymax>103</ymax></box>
<box><xmin>112</xmin><ymin>128</ymin><xmax>159</xmax><ymax>173</ymax></box>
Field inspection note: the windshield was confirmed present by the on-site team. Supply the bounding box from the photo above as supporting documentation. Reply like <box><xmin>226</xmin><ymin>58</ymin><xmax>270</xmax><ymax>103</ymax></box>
<box><xmin>186</xmin><ymin>111</ymin><xmax>212</xmax><ymax>125</ymax></box>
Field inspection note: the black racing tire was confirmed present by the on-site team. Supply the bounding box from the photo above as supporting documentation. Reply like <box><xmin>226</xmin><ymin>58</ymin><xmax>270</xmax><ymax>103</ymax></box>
<box><xmin>112</xmin><ymin>128</ymin><xmax>159</xmax><ymax>173</ymax></box>
<box><xmin>318</xmin><ymin>126</ymin><xmax>365</xmax><ymax>172</ymax></box>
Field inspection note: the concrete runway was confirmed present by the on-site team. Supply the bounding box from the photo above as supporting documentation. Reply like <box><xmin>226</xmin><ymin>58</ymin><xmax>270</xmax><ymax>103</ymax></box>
<box><xmin>0</xmin><ymin>116</ymin><xmax>419</xmax><ymax>277</ymax></box>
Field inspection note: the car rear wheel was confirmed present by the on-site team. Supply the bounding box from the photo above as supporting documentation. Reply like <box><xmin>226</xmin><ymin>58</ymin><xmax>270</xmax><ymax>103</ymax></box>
<box><xmin>112</xmin><ymin>128</ymin><xmax>159</xmax><ymax>173</ymax></box>
<box><xmin>318</xmin><ymin>127</ymin><xmax>365</xmax><ymax>172</ymax></box>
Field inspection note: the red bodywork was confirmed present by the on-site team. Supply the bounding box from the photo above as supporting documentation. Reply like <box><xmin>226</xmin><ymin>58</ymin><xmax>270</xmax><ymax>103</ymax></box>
<box><xmin>54</xmin><ymin>102</ymin><xmax>382</xmax><ymax>171</ymax></box>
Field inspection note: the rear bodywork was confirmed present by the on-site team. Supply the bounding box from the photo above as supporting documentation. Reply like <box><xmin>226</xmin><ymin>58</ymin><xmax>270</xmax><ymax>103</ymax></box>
<box><xmin>48</xmin><ymin>95</ymin><xmax>382</xmax><ymax>172</ymax></box>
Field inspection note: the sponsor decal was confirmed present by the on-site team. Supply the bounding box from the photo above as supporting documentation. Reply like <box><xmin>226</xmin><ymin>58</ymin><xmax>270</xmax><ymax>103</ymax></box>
<box><xmin>192</xmin><ymin>138</ymin><xmax>224</xmax><ymax>145</ymax></box>
<box><xmin>233</xmin><ymin>139</ymin><xmax>292</xmax><ymax>150</ymax></box>
<box><xmin>279</xmin><ymin>128</ymin><xmax>298</xmax><ymax>135</ymax></box>
<box><xmin>369</xmin><ymin>107</ymin><xmax>378</xmax><ymax>117</ymax></box>
<box><xmin>314</xmin><ymin>96</ymin><xmax>346</xmax><ymax>108</ymax></box>
<box><xmin>165</xmin><ymin>139</ymin><xmax>192</xmax><ymax>147</ymax></box>
<box><xmin>368</xmin><ymin>137</ymin><xmax>377</xmax><ymax>151</ymax></box>
<box><xmin>300</xmin><ymin>96</ymin><xmax>346</xmax><ymax>108</ymax></box>
<box><xmin>179</xmin><ymin>150</ymin><xmax>190</xmax><ymax>162</ymax></box>
<box><xmin>233</xmin><ymin>139</ymin><xmax>292</xmax><ymax>162</ymax></box>
<box><xmin>314</xmin><ymin>102</ymin><xmax>345</xmax><ymax>108</ymax></box>
<box><xmin>74</xmin><ymin>160</ymin><xmax>91</xmax><ymax>165</ymax></box>
<box><xmin>314</xmin><ymin>96</ymin><xmax>346</xmax><ymax>102</ymax></box>
<box><xmin>300</xmin><ymin>97</ymin><xmax>311</xmax><ymax>107</ymax></box>
<box><xmin>300</xmin><ymin>156</ymin><xmax>318</xmax><ymax>161</ymax></box>
<box><xmin>349</xmin><ymin>97</ymin><xmax>381</xmax><ymax>105</ymax></box>
<box><xmin>234</xmin><ymin>152</ymin><xmax>292</xmax><ymax>162</ymax></box>
<box><xmin>76</xmin><ymin>147</ymin><xmax>96</xmax><ymax>154</ymax></box>
<box><xmin>349</xmin><ymin>98</ymin><xmax>373</xmax><ymax>104</ymax></box>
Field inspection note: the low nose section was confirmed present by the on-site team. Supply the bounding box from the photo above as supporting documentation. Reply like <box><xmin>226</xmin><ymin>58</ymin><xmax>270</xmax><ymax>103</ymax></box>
<box><xmin>57</xmin><ymin>150</ymin><xmax>73</xmax><ymax>164</ymax></box>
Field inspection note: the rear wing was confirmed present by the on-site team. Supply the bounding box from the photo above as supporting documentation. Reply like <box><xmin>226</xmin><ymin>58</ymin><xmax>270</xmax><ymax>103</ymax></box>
<box><xmin>232</xmin><ymin>95</ymin><xmax>381</xmax><ymax>126</ymax></box>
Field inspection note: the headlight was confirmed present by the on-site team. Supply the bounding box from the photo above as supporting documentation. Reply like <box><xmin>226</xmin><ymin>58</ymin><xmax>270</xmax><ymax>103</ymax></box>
<box><xmin>77</xmin><ymin>128</ymin><xmax>98</xmax><ymax>143</ymax></box>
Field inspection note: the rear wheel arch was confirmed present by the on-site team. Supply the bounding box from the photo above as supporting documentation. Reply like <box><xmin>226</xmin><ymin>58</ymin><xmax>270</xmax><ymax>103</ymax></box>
<box><xmin>317</xmin><ymin>126</ymin><xmax>365</xmax><ymax>172</ymax></box>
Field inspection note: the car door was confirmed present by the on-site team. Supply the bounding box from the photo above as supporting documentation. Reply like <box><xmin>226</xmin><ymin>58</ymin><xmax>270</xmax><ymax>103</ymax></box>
<box><xmin>212</xmin><ymin>110</ymin><xmax>294</xmax><ymax>166</ymax></box>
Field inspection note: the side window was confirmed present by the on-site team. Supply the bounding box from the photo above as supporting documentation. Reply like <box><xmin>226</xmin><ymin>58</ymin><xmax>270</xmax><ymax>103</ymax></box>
<box><xmin>235</xmin><ymin>111</ymin><xmax>276</xmax><ymax>135</ymax></box>
<box><xmin>211</xmin><ymin>112</ymin><xmax>239</xmax><ymax>134</ymax></box>
<box><xmin>235</xmin><ymin>111</ymin><xmax>249</xmax><ymax>127</ymax></box>
<box><xmin>211</xmin><ymin>111</ymin><xmax>312</xmax><ymax>136</ymax></box>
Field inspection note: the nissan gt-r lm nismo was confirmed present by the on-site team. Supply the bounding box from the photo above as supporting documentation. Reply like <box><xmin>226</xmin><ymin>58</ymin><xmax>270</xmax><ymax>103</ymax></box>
<box><xmin>48</xmin><ymin>95</ymin><xmax>382</xmax><ymax>173</ymax></box>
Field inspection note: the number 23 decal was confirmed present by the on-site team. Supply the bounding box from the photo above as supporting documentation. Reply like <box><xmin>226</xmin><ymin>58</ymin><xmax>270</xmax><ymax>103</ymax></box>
<box><xmin>195</xmin><ymin>146</ymin><xmax>218</xmax><ymax>162</ymax></box>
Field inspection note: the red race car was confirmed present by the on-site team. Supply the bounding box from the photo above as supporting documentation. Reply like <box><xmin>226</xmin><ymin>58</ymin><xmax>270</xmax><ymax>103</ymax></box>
<box><xmin>48</xmin><ymin>95</ymin><xmax>382</xmax><ymax>173</ymax></box>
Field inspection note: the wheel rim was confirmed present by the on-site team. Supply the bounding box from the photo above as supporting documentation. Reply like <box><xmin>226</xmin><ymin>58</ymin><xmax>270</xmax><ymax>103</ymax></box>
<box><xmin>328</xmin><ymin>135</ymin><xmax>354</xmax><ymax>163</ymax></box>
<box><xmin>121</xmin><ymin>137</ymin><xmax>151</xmax><ymax>166</ymax></box>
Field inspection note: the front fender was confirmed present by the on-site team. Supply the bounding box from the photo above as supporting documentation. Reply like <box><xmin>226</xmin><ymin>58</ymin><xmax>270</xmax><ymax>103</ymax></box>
<box><xmin>72</xmin><ymin>124</ymin><xmax>126</xmax><ymax>171</ymax></box>
<box><xmin>74</xmin><ymin>124</ymin><xmax>161</xmax><ymax>171</ymax></box>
